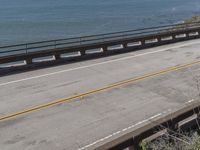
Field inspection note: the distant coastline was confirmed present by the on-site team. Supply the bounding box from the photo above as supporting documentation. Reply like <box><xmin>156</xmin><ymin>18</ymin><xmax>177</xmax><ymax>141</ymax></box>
<box><xmin>184</xmin><ymin>16</ymin><xmax>200</xmax><ymax>23</ymax></box>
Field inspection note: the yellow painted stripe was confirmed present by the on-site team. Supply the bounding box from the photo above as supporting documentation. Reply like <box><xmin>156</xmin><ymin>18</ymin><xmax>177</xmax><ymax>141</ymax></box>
<box><xmin>1</xmin><ymin>60</ymin><xmax>200</xmax><ymax>122</ymax></box>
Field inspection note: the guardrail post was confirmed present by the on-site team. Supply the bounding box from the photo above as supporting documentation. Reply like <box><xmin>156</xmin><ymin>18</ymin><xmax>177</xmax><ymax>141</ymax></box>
<box><xmin>197</xmin><ymin>32</ymin><xmax>200</xmax><ymax>37</ymax></box>
<box><xmin>54</xmin><ymin>54</ymin><xmax>61</xmax><ymax>60</ymax></box>
<box><xmin>80</xmin><ymin>50</ymin><xmax>86</xmax><ymax>56</ymax></box>
<box><xmin>172</xmin><ymin>34</ymin><xmax>176</xmax><ymax>40</ymax></box>
<box><xmin>141</xmin><ymin>40</ymin><xmax>145</xmax><ymax>46</ymax></box>
<box><xmin>132</xmin><ymin>136</ymin><xmax>142</xmax><ymax>150</ymax></box>
<box><xmin>54</xmin><ymin>41</ymin><xmax>57</xmax><ymax>49</ymax></box>
<box><xmin>185</xmin><ymin>32</ymin><xmax>190</xmax><ymax>38</ymax></box>
<box><xmin>80</xmin><ymin>37</ymin><xmax>82</xmax><ymax>45</ymax></box>
<box><xmin>26</xmin><ymin>44</ymin><xmax>28</xmax><ymax>54</ymax></box>
<box><xmin>122</xmin><ymin>43</ymin><xmax>128</xmax><ymax>48</ymax></box>
<box><xmin>102</xmin><ymin>46</ymin><xmax>108</xmax><ymax>52</ymax></box>
<box><xmin>157</xmin><ymin>37</ymin><xmax>162</xmax><ymax>43</ymax></box>
<box><xmin>25</xmin><ymin>58</ymin><xmax>33</xmax><ymax>65</ymax></box>
<box><xmin>168</xmin><ymin>119</ymin><xmax>178</xmax><ymax>132</ymax></box>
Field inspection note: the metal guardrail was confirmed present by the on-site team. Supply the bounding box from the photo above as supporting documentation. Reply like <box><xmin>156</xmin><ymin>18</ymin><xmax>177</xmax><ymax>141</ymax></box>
<box><xmin>0</xmin><ymin>22</ymin><xmax>200</xmax><ymax>55</ymax></box>
<box><xmin>1</xmin><ymin>22</ymin><xmax>200</xmax><ymax>66</ymax></box>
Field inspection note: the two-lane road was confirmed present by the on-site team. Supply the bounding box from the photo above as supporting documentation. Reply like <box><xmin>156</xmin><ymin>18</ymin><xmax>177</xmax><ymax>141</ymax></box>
<box><xmin>1</xmin><ymin>39</ymin><xmax>200</xmax><ymax>150</ymax></box>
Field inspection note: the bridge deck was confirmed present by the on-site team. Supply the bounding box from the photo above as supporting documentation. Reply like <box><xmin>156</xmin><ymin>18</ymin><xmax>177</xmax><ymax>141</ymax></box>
<box><xmin>1</xmin><ymin>39</ymin><xmax>200</xmax><ymax>150</ymax></box>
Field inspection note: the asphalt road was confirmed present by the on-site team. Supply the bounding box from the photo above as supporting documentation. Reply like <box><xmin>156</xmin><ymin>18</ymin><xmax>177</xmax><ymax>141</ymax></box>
<box><xmin>1</xmin><ymin>39</ymin><xmax>200</xmax><ymax>150</ymax></box>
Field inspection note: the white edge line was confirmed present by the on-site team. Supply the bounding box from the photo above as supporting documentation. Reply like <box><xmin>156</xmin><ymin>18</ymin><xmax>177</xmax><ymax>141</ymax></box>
<box><xmin>77</xmin><ymin>113</ymin><xmax>162</xmax><ymax>150</ymax></box>
<box><xmin>78</xmin><ymin>99</ymin><xmax>196</xmax><ymax>150</ymax></box>
<box><xmin>186</xmin><ymin>99</ymin><xmax>195</xmax><ymax>103</ymax></box>
<box><xmin>0</xmin><ymin>41</ymin><xmax>199</xmax><ymax>87</ymax></box>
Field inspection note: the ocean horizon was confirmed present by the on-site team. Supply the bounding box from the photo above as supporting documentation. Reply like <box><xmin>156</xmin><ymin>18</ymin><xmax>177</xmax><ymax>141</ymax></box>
<box><xmin>0</xmin><ymin>0</ymin><xmax>200</xmax><ymax>45</ymax></box>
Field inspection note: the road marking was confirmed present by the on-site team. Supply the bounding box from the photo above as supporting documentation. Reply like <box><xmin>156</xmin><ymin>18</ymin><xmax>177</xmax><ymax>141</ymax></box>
<box><xmin>0</xmin><ymin>60</ymin><xmax>200</xmax><ymax>122</ymax></box>
<box><xmin>78</xmin><ymin>99</ymin><xmax>195</xmax><ymax>150</ymax></box>
<box><xmin>186</xmin><ymin>99</ymin><xmax>195</xmax><ymax>103</ymax></box>
<box><xmin>0</xmin><ymin>40</ymin><xmax>199</xmax><ymax>87</ymax></box>
<box><xmin>77</xmin><ymin>113</ymin><xmax>162</xmax><ymax>150</ymax></box>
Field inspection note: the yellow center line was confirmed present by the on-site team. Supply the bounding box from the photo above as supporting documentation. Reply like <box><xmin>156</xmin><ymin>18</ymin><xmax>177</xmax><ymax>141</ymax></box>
<box><xmin>1</xmin><ymin>59</ymin><xmax>200</xmax><ymax>122</ymax></box>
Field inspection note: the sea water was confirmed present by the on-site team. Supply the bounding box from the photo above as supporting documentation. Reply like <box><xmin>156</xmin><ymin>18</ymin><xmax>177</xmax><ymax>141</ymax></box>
<box><xmin>0</xmin><ymin>0</ymin><xmax>200</xmax><ymax>45</ymax></box>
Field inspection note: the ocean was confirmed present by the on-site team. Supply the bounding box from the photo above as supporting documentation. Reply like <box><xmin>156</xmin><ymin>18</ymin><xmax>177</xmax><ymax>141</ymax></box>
<box><xmin>0</xmin><ymin>0</ymin><xmax>200</xmax><ymax>45</ymax></box>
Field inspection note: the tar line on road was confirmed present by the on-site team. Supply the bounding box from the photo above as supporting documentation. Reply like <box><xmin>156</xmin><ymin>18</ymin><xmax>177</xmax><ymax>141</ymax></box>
<box><xmin>0</xmin><ymin>59</ymin><xmax>200</xmax><ymax>122</ymax></box>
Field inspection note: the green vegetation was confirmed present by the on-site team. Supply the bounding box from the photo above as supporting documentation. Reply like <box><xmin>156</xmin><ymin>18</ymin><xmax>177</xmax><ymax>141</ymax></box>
<box><xmin>140</xmin><ymin>132</ymin><xmax>200</xmax><ymax>150</ymax></box>
<box><xmin>140</xmin><ymin>140</ymin><xmax>149</xmax><ymax>150</ymax></box>
<box><xmin>185</xmin><ymin>16</ymin><xmax>200</xmax><ymax>24</ymax></box>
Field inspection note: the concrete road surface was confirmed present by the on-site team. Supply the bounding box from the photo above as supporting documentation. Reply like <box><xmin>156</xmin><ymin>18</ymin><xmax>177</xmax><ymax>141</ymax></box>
<box><xmin>1</xmin><ymin>39</ymin><xmax>200</xmax><ymax>150</ymax></box>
